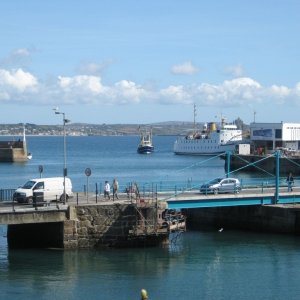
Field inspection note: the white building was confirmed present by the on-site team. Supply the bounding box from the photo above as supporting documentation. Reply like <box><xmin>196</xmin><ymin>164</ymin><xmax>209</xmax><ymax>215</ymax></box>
<box><xmin>250</xmin><ymin>122</ymin><xmax>300</xmax><ymax>152</ymax></box>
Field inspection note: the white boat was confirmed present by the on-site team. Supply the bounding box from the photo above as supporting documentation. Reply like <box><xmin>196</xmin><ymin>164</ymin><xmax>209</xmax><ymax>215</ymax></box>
<box><xmin>137</xmin><ymin>128</ymin><xmax>154</xmax><ymax>154</ymax></box>
<box><xmin>174</xmin><ymin>112</ymin><xmax>242</xmax><ymax>155</ymax></box>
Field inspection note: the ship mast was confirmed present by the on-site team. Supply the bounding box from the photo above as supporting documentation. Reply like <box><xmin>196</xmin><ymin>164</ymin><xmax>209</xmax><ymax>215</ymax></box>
<box><xmin>193</xmin><ymin>103</ymin><xmax>197</xmax><ymax>136</ymax></box>
<box><xmin>23</xmin><ymin>124</ymin><xmax>26</xmax><ymax>144</ymax></box>
<box><xmin>22</xmin><ymin>124</ymin><xmax>28</xmax><ymax>158</ymax></box>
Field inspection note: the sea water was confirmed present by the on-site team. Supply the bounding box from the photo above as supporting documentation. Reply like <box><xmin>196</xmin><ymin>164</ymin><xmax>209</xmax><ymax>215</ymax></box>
<box><xmin>0</xmin><ymin>135</ymin><xmax>226</xmax><ymax>190</ymax></box>
<box><xmin>0</xmin><ymin>136</ymin><xmax>300</xmax><ymax>300</ymax></box>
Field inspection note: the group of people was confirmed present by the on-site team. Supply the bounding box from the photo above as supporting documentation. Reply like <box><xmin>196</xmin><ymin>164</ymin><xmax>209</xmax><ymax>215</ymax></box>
<box><xmin>104</xmin><ymin>178</ymin><xmax>119</xmax><ymax>201</ymax></box>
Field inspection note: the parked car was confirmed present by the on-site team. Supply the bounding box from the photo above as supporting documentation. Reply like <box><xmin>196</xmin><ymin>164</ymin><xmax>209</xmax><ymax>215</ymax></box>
<box><xmin>200</xmin><ymin>177</ymin><xmax>241</xmax><ymax>194</ymax></box>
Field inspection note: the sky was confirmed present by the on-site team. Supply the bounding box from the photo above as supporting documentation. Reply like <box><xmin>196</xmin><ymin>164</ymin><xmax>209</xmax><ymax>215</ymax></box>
<box><xmin>1</xmin><ymin>0</ymin><xmax>300</xmax><ymax>125</ymax></box>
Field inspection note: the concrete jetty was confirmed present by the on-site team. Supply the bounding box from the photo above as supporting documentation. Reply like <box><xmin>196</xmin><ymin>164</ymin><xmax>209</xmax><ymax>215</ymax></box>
<box><xmin>0</xmin><ymin>140</ymin><xmax>28</xmax><ymax>162</ymax></box>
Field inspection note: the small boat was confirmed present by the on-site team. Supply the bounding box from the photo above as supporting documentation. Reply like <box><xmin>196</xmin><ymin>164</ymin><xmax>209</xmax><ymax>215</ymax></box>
<box><xmin>27</xmin><ymin>153</ymin><xmax>32</xmax><ymax>160</ymax></box>
<box><xmin>137</xmin><ymin>128</ymin><xmax>154</xmax><ymax>154</ymax></box>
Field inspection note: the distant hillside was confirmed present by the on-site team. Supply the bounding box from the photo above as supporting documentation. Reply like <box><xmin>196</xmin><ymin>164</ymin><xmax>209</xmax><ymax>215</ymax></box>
<box><xmin>0</xmin><ymin>120</ymin><xmax>249</xmax><ymax>136</ymax></box>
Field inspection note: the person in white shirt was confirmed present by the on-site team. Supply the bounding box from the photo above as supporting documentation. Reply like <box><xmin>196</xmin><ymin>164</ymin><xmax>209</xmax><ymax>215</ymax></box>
<box><xmin>104</xmin><ymin>181</ymin><xmax>110</xmax><ymax>200</ymax></box>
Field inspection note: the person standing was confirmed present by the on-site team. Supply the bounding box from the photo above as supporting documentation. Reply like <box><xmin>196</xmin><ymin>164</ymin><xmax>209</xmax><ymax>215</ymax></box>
<box><xmin>286</xmin><ymin>172</ymin><xmax>294</xmax><ymax>192</ymax></box>
<box><xmin>104</xmin><ymin>180</ymin><xmax>110</xmax><ymax>200</ymax></box>
<box><xmin>112</xmin><ymin>178</ymin><xmax>119</xmax><ymax>201</ymax></box>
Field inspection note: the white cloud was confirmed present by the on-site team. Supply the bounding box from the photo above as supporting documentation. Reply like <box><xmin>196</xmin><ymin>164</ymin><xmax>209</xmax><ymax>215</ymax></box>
<box><xmin>0</xmin><ymin>68</ymin><xmax>38</xmax><ymax>92</ymax></box>
<box><xmin>224</xmin><ymin>64</ymin><xmax>244</xmax><ymax>77</ymax></box>
<box><xmin>0</xmin><ymin>68</ymin><xmax>38</xmax><ymax>104</ymax></box>
<box><xmin>58</xmin><ymin>75</ymin><xmax>105</xmax><ymax>94</ymax></box>
<box><xmin>113</xmin><ymin>80</ymin><xmax>150</xmax><ymax>104</ymax></box>
<box><xmin>0</xmin><ymin>48</ymin><xmax>33</xmax><ymax>67</ymax></box>
<box><xmin>55</xmin><ymin>76</ymin><xmax>149</xmax><ymax>105</ymax></box>
<box><xmin>267</xmin><ymin>85</ymin><xmax>291</xmax><ymax>104</ymax></box>
<box><xmin>171</xmin><ymin>62</ymin><xmax>199</xmax><ymax>75</ymax></box>
<box><xmin>77</xmin><ymin>61</ymin><xmax>112</xmax><ymax>75</ymax></box>
<box><xmin>0</xmin><ymin>67</ymin><xmax>299</xmax><ymax>109</ymax></box>
<box><xmin>160</xmin><ymin>85</ymin><xmax>192</xmax><ymax>104</ymax></box>
<box><xmin>159</xmin><ymin>77</ymin><xmax>262</xmax><ymax>106</ymax></box>
<box><xmin>13</xmin><ymin>48</ymin><xmax>31</xmax><ymax>57</ymax></box>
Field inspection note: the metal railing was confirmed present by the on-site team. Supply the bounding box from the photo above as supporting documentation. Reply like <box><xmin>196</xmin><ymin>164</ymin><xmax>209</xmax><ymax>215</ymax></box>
<box><xmin>0</xmin><ymin>189</ymin><xmax>15</xmax><ymax>202</ymax></box>
<box><xmin>1</xmin><ymin>176</ymin><xmax>299</xmax><ymax>212</ymax></box>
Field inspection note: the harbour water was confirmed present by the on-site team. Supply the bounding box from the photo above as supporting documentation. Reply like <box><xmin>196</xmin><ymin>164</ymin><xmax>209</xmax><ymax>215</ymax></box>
<box><xmin>1</xmin><ymin>135</ymin><xmax>300</xmax><ymax>300</ymax></box>
<box><xmin>0</xmin><ymin>135</ymin><xmax>226</xmax><ymax>190</ymax></box>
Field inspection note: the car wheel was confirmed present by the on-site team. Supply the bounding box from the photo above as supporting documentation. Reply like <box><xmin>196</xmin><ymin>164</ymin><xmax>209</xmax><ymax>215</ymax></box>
<box><xmin>213</xmin><ymin>189</ymin><xmax>218</xmax><ymax>195</ymax></box>
<box><xmin>27</xmin><ymin>197</ymin><xmax>33</xmax><ymax>204</ymax></box>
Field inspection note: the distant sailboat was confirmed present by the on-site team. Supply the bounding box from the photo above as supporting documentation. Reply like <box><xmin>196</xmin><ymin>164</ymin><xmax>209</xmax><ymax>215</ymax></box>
<box><xmin>23</xmin><ymin>125</ymin><xmax>32</xmax><ymax>160</ymax></box>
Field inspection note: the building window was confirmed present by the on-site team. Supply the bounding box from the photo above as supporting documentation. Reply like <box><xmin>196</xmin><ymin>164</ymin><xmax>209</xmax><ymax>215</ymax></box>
<box><xmin>275</xmin><ymin>129</ymin><xmax>282</xmax><ymax>139</ymax></box>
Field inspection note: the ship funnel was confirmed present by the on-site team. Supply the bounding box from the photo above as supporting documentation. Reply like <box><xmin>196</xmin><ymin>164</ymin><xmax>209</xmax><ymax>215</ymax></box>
<box><xmin>208</xmin><ymin>122</ymin><xmax>217</xmax><ymax>131</ymax></box>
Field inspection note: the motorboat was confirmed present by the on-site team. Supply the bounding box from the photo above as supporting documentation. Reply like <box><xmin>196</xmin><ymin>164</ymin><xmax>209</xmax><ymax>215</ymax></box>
<box><xmin>137</xmin><ymin>129</ymin><xmax>154</xmax><ymax>154</ymax></box>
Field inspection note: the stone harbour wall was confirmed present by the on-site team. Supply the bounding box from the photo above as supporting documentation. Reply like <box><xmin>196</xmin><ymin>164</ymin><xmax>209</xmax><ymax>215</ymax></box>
<box><xmin>7</xmin><ymin>202</ymin><xmax>166</xmax><ymax>249</ymax></box>
<box><xmin>64</xmin><ymin>203</ymin><xmax>140</xmax><ymax>249</ymax></box>
<box><xmin>187</xmin><ymin>205</ymin><xmax>300</xmax><ymax>234</ymax></box>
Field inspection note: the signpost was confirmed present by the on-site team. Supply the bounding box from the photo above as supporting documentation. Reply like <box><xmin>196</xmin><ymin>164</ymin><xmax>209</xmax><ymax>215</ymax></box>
<box><xmin>85</xmin><ymin>168</ymin><xmax>92</xmax><ymax>202</ymax></box>
<box><xmin>38</xmin><ymin>165</ymin><xmax>43</xmax><ymax>178</ymax></box>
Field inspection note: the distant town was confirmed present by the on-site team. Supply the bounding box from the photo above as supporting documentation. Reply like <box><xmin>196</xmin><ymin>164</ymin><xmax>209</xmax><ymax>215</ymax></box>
<box><xmin>0</xmin><ymin>118</ymin><xmax>248</xmax><ymax>136</ymax></box>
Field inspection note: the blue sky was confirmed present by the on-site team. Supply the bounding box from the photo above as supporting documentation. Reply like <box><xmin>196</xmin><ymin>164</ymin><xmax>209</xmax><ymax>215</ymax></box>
<box><xmin>1</xmin><ymin>0</ymin><xmax>300</xmax><ymax>125</ymax></box>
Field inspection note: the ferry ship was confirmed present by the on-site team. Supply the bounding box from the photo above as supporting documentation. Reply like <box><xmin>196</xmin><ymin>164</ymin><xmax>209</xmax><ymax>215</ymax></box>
<box><xmin>174</xmin><ymin>119</ymin><xmax>243</xmax><ymax>155</ymax></box>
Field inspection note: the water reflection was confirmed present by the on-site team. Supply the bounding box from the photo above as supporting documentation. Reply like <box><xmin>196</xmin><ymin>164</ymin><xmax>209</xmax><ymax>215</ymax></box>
<box><xmin>1</xmin><ymin>230</ymin><xmax>300</xmax><ymax>300</ymax></box>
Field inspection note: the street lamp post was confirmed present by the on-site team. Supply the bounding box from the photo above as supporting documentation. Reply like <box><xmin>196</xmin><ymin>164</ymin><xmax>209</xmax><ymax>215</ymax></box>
<box><xmin>54</xmin><ymin>108</ymin><xmax>70</xmax><ymax>204</ymax></box>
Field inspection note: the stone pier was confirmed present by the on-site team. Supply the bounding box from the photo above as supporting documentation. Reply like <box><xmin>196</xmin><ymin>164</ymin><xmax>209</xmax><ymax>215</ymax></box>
<box><xmin>6</xmin><ymin>201</ymin><xmax>170</xmax><ymax>249</ymax></box>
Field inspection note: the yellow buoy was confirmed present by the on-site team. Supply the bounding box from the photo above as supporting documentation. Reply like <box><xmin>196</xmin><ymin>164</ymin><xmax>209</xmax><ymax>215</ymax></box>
<box><xmin>141</xmin><ymin>289</ymin><xmax>148</xmax><ymax>299</ymax></box>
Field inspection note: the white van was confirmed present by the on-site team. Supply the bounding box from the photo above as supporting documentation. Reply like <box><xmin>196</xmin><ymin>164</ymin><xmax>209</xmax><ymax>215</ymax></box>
<box><xmin>13</xmin><ymin>177</ymin><xmax>73</xmax><ymax>204</ymax></box>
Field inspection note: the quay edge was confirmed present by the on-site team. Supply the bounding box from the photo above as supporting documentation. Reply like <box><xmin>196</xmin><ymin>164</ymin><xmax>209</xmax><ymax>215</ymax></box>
<box><xmin>6</xmin><ymin>201</ymin><xmax>185</xmax><ymax>249</ymax></box>
<box><xmin>187</xmin><ymin>204</ymin><xmax>300</xmax><ymax>234</ymax></box>
<box><xmin>5</xmin><ymin>200</ymin><xmax>300</xmax><ymax>250</ymax></box>
<box><xmin>223</xmin><ymin>153</ymin><xmax>300</xmax><ymax>176</ymax></box>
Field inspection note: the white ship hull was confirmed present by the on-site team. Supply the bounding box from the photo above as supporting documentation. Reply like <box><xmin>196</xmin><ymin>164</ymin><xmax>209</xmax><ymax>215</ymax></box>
<box><xmin>174</xmin><ymin>123</ymin><xmax>242</xmax><ymax>156</ymax></box>
<box><xmin>174</xmin><ymin>138</ymin><xmax>238</xmax><ymax>155</ymax></box>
